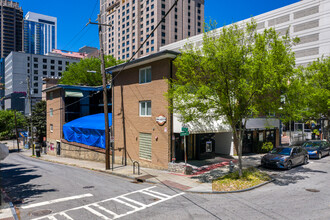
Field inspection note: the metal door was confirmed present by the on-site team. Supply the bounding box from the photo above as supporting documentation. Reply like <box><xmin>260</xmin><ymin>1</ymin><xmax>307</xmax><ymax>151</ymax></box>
<box><xmin>56</xmin><ymin>142</ymin><xmax>61</xmax><ymax>155</ymax></box>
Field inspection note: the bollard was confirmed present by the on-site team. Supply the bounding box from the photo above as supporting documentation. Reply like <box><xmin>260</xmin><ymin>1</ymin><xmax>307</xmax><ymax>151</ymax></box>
<box><xmin>133</xmin><ymin>161</ymin><xmax>140</xmax><ymax>175</ymax></box>
<box><xmin>229</xmin><ymin>160</ymin><xmax>234</xmax><ymax>173</ymax></box>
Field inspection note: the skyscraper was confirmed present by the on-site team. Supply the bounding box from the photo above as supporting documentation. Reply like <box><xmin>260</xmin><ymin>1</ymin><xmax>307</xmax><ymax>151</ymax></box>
<box><xmin>0</xmin><ymin>0</ymin><xmax>23</xmax><ymax>109</ymax></box>
<box><xmin>0</xmin><ymin>0</ymin><xmax>23</xmax><ymax>58</ymax></box>
<box><xmin>24</xmin><ymin>12</ymin><xmax>57</xmax><ymax>55</ymax></box>
<box><xmin>100</xmin><ymin>0</ymin><xmax>204</xmax><ymax>60</ymax></box>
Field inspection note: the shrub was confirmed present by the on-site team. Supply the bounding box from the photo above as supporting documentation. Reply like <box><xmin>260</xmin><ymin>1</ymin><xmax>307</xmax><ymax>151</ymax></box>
<box><xmin>261</xmin><ymin>142</ymin><xmax>273</xmax><ymax>153</ymax></box>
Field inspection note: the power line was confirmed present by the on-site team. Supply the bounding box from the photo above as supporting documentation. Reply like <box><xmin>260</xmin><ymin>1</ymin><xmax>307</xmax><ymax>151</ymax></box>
<box><xmin>44</xmin><ymin>0</ymin><xmax>180</xmax><ymax>116</ymax></box>
<box><xmin>63</xmin><ymin>0</ymin><xmax>99</xmax><ymax>50</ymax></box>
<box><xmin>111</xmin><ymin>0</ymin><xmax>179</xmax><ymax>82</ymax></box>
<box><xmin>89</xmin><ymin>0</ymin><xmax>99</xmax><ymax>20</ymax></box>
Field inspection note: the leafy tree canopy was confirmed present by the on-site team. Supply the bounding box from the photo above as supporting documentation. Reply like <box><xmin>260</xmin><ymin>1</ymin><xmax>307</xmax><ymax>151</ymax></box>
<box><xmin>59</xmin><ymin>55</ymin><xmax>122</xmax><ymax>86</ymax></box>
<box><xmin>0</xmin><ymin>110</ymin><xmax>27</xmax><ymax>140</ymax></box>
<box><xmin>31</xmin><ymin>100</ymin><xmax>46</xmax><ymax>143</ymax></box>
<box><xmin>303</xmin><ymin>56</ymin><xmax>330</xmax><ymax>120</ymax></box>
<box><xmin>168</xmin><ymin>20</ymin><xmax>299</xmax><ymax>176</ymax></box>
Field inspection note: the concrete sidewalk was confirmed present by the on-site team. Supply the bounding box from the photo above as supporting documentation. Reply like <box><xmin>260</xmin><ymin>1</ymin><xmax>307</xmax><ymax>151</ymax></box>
<box><xmin>2</xmin><ymin>140</ymin><xmax>263</xmax><ymax>193</ymax></box>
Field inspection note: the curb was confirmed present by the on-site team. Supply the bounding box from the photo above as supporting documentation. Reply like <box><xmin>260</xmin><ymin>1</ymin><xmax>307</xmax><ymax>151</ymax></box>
<box><xmin>186</xmin><ymin>178</ymin><xmax>275</xmax><ymax>194</ymax></box>
<box><xmin>0</xmin><ymin>189</ymin><xmax>19</xmax><ymax>220</ymax></box>
<box><xmin>21</xmin><ymin>153</ymin><xmax>159</xmax><ymax>185</ymax></box>
<box><xmin>9</xmin><ymin>202</ymin><xmax>19</xmax><ymax>220</ymax></box>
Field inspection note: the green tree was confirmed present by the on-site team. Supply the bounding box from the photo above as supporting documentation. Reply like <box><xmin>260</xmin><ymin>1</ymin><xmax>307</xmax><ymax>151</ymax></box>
<box><xmin>303</xmin><ymin>57</ymin><xmax>330</xmax><ymax>138</ymax></box>
<box><xmin>167</xmin><ymin>21</ymin><xmax>298</xmax><ymax>177</ymax></box>
<box><xmin>0</xmin><ymin>110</ymin><xmax>27</xmax><ymax>140</ymax></box>
<box><xmin>59</xmin><ymin>55</ymin><xmax>121</xmax><ymax>86</ymax></box>
<box><xmin>31</xmin><ymin>100</ymin><xmax>46</xmax><ymax>143</ymax></box>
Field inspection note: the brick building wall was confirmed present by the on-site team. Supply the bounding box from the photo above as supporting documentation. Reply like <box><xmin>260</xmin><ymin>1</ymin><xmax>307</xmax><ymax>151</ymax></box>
<box><xmin>113</xmin><ymin>58</ymin><xmax>173</xmax><ymax>169</ymax></box>
<box><xmin>46</xmin><ymin>88</ymin><xmax>64</xmax><ymax>155</ymax></box>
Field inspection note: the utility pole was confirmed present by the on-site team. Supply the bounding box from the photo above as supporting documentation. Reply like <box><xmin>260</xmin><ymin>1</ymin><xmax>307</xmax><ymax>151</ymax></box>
<box><xmin>27</xmin><ymin>53</ymin><xmax>34</xmax><ymax>156</ymax></box>
<box><xmin>88</xmin><ymin>15</ymin><xmax>112</xmax><ymax>170</ymax></box>
<box><xmin>14</xmin><ymin>110</ymin><xmax>19</xmax><ymax>152</ymax></box>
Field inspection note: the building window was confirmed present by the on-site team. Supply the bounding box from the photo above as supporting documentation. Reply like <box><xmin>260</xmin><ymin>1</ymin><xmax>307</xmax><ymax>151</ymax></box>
<box><xmin>49</xmin><ymin>92</ymin><xmax>53</xmax><ymax>100</ymax></box>
<box><xmin>43</xmin><ymin>59</ymin><xmax>47</xmax><ymax>63</ymax></box>
<box><xmin>139</xmin><ymin>66</ymin><xmax>151</xmax><ymax>84</ymax></box>
<box><xmin>50</xmin><ymin>124</ymin><xmax>53</xmax><ymax>133</ymax></box>
<box><xmin>51</xmin><ymin>60</ymin><xmax>55</xmax><ymax>64</ymax></box>
<box><xmin>34</xmin><ymin>89</ymin><xmax>38</xmax><ymax>94</ymax></box>
<box><xmin>50</xmin><ymin>108</ymin><xmax>53</xmax><ymax>117</ymax></box>
<box><xmin>139</xmin><ymin>101</ymin><xmax>151</xmax><ymax>116</ymax></box>
<box><xmin>34</xmin><ymin>58</ymin><xmax>38</xmax><ymax>62</ymax></box>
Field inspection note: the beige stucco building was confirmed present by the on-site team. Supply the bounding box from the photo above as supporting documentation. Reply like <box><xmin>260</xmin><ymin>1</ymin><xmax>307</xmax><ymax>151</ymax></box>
<box><xmin>100</xmin><ymin>0</ymin><xmax>204</xmax><ymax>60</ymax></box>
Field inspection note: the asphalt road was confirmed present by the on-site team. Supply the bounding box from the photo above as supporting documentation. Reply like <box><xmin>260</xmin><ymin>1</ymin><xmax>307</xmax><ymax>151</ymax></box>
<box><xmin>1</xmin><ymin>152</ymin><xmax>330</xmax><ymax>220</ymax></box>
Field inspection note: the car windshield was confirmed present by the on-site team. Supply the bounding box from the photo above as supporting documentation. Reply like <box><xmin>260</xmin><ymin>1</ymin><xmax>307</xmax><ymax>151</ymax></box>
<box><xmin>302</xmin><ymin>142</ymin><xmax>321</xmax><ymax>149</ymax></box>
<box><xmin>270</xmin><ymin>148</ymin><xmax>292</xmax><ymax>155</ymax></box>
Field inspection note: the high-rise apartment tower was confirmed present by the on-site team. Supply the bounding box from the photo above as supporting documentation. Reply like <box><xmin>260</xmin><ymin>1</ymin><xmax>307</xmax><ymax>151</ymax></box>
<box><xmin>0</xmin><ymin>0</ymin><xmax>23</xmax><ymax>58</ymax></box>
<box><xmin>100</xmin><ymin>0</ymin><xmax>204</xmax><ymax>60</ymax></box>
<box><xmin>24</xmin><ymin>12</ymin><xmax>57</xmax><ymax>55</ymax></box>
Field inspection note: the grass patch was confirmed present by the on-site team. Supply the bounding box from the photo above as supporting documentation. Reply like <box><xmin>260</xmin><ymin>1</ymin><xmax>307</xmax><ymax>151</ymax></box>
<box><xmin>212</xmin><ymin>167</ymin><xmax>271</xmax><ymax>192</ymax></box>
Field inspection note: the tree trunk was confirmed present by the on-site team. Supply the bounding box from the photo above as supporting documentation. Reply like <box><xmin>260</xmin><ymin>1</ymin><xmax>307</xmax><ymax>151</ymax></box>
<box><xmin>232</xmin><ymin>125</ymin><xmax>243</xmax><ymax>178</ymax></box>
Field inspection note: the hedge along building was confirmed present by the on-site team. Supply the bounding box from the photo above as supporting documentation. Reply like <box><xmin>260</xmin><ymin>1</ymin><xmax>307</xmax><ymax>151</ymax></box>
<box><xmin>107</xmin><ymin>50</ymin><xmax>280</xmax><ymax>169</ymax></box>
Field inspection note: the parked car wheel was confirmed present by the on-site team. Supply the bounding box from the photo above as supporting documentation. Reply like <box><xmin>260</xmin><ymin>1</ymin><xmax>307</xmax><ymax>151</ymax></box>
<box><xmin>304</xmin><ymin>156</ymin><xmax>308</xmax><ymax>165</ymax></box>
<box><xmin>287</xmin><ymin>161</ymin><xmax>292</xmax><ymax>170</ymax></box>
<box><xmin>318</xmin><ymin>152</ymin><xmax>322</xmax><ymax>159</ymax></box>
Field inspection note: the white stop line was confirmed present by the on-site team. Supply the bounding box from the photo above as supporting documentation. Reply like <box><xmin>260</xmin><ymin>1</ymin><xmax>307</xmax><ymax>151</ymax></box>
<box><xmin>22</xmin><ymin>193</ymin><xmax>94</xmax><ymax>209</ymax></box>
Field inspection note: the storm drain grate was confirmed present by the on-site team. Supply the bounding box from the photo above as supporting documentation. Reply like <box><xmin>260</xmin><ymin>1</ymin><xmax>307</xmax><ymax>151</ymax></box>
<box><xmin>30</xmin><ymin>209</ymin><xmax>52</xmax><ymax>217</ymax></box>
<box><xmin>83</xmin><ymin>186</ymin><xmax>95</xmax><ymax>189</ymax></box>
<box><xmin>305</xmin><ymin>189</ymin><xmax>320</xmax><ymax>193</ymax></box>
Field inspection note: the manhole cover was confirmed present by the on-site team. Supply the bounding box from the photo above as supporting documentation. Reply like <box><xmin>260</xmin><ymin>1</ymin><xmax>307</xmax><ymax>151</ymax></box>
<box><xmin>83</xmin><ymin>186</ymin><xmax>95</xmax><ymax>189</ymax></box>
<box><xmin>306</xmin><ymin>189</ymin><xmax>320</xmax><ymax>193</ymax></box>
<box><xmin>30</xmin><ymin>209</ymin><xmax>52</xmax><ymax>217</ymax></box>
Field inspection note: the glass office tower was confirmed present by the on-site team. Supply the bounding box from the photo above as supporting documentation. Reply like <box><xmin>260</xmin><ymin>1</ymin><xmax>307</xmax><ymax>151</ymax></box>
<box><xmin>24</xmin><ymin>12</ymin><xmax>57</xmax><ymax>55</ymax></box>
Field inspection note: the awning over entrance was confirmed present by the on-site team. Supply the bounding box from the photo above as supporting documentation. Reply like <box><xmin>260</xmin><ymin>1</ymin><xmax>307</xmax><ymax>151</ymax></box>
<box><xmin>173</xmin><ymin>114</ymin><xmax>232</xmax><ymax>134</ymax></box>
<box><xmin>245</xmin><ymin>118</ymin><xmax>280</xmax><ymax>129</ymax></box>
<box><xmin>65</xmin><ymin>90</ymin><xmax>84</xmax><ymax>98</ymax></box>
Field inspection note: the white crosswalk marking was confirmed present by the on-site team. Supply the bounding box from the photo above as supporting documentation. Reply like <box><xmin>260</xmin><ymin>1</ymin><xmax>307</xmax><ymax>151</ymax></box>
<box><xmin>84</xmin><ymin>206</ymin><xmax>109</xmax><ymax>219</ymax></box>
<box><xmin>31</xmin><ymin>186</ymin><xmax>184</xmax><ymax>220</ymax></box>
<box><xmin>91</xmin><ymin>204</ymin><xmax>119</xmax><ymax>218</ymax></box>
<box><xmin>112</xmin><ymin>198</ymin><xmax>140</xmax><ymax>210</ymax></box>
<box><xmin>140</xmin><ymin>191</ymin><xmax>165</xmax><ymax>199</ymax></box>
<box><xmin>119</xmin><ymin>196</ymin><xmax>145</xmax><ymax>207</ymax></box>
<box><xmin>146</xmin><ymin>189</ymin><xmax>170</xmax><ymax>198</ymax></box>
<box><xmin>60</xmin><ymin>212</ymin><xmax>74</xmax><ymax>220</ymax></box>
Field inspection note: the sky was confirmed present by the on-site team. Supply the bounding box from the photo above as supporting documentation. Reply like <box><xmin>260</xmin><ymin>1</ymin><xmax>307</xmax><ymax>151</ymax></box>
<box><xmin>19</xmin><ymin>0</ymin><xmax>300</xmax><ymax>52</ymax></box>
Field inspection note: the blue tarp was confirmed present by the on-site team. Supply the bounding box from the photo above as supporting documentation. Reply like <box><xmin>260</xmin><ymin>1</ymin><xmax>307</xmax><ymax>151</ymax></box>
<box><xmin>63</xmin><ymin>113</ymin><xmax>112</xmax><ymax>149</ymax></box>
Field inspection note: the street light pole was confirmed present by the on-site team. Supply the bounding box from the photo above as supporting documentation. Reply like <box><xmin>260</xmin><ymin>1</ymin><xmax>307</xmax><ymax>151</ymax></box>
<box><xmin>88</xmin><ymin>15</ymin><xmax>112</xmax><ymax>170</ymax></box>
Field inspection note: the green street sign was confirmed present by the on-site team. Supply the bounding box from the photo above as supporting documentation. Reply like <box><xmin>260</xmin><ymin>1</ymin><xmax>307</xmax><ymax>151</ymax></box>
<box><xmin>180</xmin><ymin>131</ymin><xmax>189</xmax><ymax>136</ymax></box>
<box><xmin>182</xmin><ymin>127</ymin><xmax>188</xmax><ymax>132</ymax></box>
